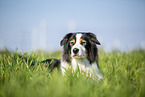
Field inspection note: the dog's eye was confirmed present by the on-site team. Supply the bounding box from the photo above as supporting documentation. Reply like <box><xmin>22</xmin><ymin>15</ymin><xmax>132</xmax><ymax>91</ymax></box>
<box><xmin>81</xmin><ymin>40</ymin><xmax>87</xmax><ymax>45</ymax></box>
<box><xmin>70</xmin><ymin>40</ymin><xmax>75</xmax><ymax>46</ymax></box>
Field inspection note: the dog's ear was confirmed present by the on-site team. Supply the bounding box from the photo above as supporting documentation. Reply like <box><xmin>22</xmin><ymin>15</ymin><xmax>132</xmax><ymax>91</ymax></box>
<box><xmin>86</xmin><ymin>32</ymin><xmax>101</xmax><ymax>45</ymax></box>
<box><xmin>60</xmin><ymin>33</ymin><xmax>74</xmax><ymax>46</ymax></box>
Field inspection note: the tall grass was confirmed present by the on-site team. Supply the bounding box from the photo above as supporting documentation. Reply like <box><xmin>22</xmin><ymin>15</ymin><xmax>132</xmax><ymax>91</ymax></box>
<box><xmin>0</xmin><ymin>50</ymin><xmax>145</xmax><ymax>97</ymax></box>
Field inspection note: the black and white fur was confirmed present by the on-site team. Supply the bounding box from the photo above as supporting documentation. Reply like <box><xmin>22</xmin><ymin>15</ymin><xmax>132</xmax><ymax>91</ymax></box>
<box><xmin>19</xmin><ymin>32</ymin><xmax>103</xmax><ymax>79</ymax></box>
<box><xmin>60</xmin><ymin>32</ymin><xmax>103</xmax><ymax>79</ymax></box>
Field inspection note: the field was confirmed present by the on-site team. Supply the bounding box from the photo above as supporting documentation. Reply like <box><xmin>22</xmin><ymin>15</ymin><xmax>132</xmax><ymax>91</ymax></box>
<box><xmin>0</xmin><ymin>49</ymin><xmax>145</xmax><ymax>97</ymax></box>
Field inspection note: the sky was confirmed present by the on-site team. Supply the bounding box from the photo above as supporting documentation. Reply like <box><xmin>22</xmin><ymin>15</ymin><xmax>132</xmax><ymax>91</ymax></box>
<box><xmin>0</xmin><ymin>0</ymin><xmax>145</xmax><ymax>52</ymax></box>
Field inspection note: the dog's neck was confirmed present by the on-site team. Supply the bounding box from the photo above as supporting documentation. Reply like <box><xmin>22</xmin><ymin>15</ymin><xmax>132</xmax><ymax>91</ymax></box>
<box><xmin>61</xmin><ymin>57</ymin><xmax>103</xmax><ymax>79</ymax></box>
<box><xmin>61</xmin><ymin>57</ymin><xmax>91</xmax><ymax>74</ymax></box>
<box><xmin>71</xmin><ymin>57</ymin><xmax>90</xmax><ymax>71</ymax></box>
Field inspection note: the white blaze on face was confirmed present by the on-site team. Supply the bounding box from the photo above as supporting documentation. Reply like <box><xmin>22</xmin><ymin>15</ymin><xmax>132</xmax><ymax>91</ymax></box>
<box><xmin>71</xmin><ymin>34</ymin><xmax>86</xmax><ymax>58</ymax></box>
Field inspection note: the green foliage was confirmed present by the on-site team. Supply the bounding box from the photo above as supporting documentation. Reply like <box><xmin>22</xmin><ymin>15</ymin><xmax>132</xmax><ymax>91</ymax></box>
<box><xmin>0</xmin><ymin>50</ymin><xmax>145</xmax><ymax>97</ymax></box>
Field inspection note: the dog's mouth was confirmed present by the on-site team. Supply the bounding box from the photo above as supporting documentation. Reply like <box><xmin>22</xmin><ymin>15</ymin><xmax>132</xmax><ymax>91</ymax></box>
<box><xmin>72</xmin><ymin>54</ymin><xmax>86</xmax><ymax>58</ymax></box>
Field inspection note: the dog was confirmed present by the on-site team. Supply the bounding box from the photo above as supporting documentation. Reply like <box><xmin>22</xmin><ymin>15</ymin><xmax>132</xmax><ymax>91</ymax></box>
<box><xmin>18</xmin><ymin>32</ymin><xmax>103</xmax><ymax>79</ymax></box>
<box><xmin>60</xmin><ymin>32</ymin><xmax>103</xmax><ymax>79</ymax></box>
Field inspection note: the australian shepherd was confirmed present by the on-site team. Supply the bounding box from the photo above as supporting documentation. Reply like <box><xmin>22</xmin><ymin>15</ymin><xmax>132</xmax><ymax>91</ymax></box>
<box><xmin>20</xmin><ymin>32</ymin><xmax>103</xmax><ymax>80</ymax></box>
<box><xmin>60</xmin><ymin>32</ymin><xmax>103</xmax><ymax>79</ymax></box>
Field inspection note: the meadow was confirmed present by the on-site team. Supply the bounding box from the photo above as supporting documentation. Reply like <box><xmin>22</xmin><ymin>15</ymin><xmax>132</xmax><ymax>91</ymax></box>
<box><xmin>0</xmin><ymin>49</ymin><xmax>145</xmax><ymax>97</ymax></box>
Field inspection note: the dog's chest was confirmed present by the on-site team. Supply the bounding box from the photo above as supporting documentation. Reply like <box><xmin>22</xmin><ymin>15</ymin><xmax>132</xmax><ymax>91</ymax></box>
<box><xmin>71</xmin><ymin>58</ymin><xmax>91</xmax><ymax>71</ymax></box>
<box><xmin>61</xmin><ymin>58</ymin><xmax>103</xmax><ymax>79</ymax></box>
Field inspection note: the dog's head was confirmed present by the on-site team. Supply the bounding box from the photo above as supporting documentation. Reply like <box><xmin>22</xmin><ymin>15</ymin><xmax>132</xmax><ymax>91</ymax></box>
<box><xmin>60</xmin><ymin>32</ymin><xmax>101</xmax><ymax>63</ymax></box>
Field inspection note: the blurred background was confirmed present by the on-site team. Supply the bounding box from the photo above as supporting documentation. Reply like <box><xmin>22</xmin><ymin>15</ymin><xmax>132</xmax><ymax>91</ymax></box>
<box><xmin>0</xmin><ymin>0</ymin><xmax>145</xmax><ymax>52</ymax></box>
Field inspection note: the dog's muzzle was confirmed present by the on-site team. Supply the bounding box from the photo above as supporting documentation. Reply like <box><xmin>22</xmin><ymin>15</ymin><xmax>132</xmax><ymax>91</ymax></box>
<box><xmin>73</xmin><ymin>48</ymin><xmax>79</xmax><ymax>54</ymax></box>
<box><xmin>72</xmin><ymin>47</ymin><xmax>86</xmax><ymax>58</ymax></box>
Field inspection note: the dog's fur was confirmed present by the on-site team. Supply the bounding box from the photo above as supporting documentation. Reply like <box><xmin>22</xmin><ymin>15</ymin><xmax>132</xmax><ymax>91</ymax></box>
<box><xmin>18</xmin><ymin>55</ymin><xmax>60</xmax><ymax>71</ymax></box>
<box><xmin>60</xmin><ymin>32</ymin><xmax>103</xmax><ymax>79</ymax></box>
<box><xmin>19</xmin><ymin>32</ymin><xmax>103</xmax><ymax>79</ymax></box>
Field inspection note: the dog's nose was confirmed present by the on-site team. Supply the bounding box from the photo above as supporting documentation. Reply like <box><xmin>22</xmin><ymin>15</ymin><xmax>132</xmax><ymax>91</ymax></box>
<box><xmin>73</xmin><ymin>48</ymin><xmax>79</xmax><ymax>54</ymax></box>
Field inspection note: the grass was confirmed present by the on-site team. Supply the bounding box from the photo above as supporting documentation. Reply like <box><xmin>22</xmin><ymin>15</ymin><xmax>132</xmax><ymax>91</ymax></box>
<box><xmin>0</xmin><ymin>49</ymin><xmax>145</xmax><ymax>97</ymax></box>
